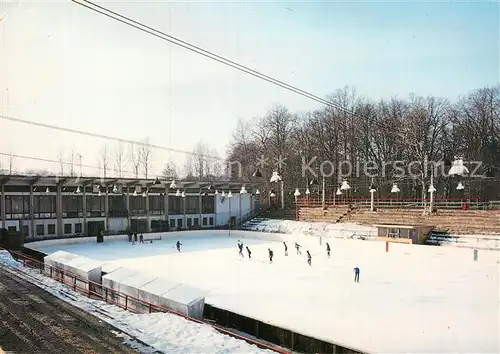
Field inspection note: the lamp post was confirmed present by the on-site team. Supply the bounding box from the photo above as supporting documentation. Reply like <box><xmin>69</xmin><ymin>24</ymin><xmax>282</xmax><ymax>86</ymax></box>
<box><xmin>335</xmin><ymin>187</ymin><xmax>342</xmax><ymax>205</ymax></box>
<box><xmin>228</xmin><ymin>190</ymin><xmax>233</xmax><ymax>236</ymax></box>
<box><xmin>239</xmin><ymin>185</ymin><xmax>247</xmax><ymax>223</ymax></box>
<box><xmin>294</xmin><ymin>188</ymin><xmax>301</xmax><ymax>220</ymax></box>
<box><xmin>369</xmin><ymin>182</ymin><xmax>377</xmax><ymax>212</ymax></box>
<box><xmin>340</xmin><ymin>180</ymin><xmax>350</xmax><ymax>204</ymax></box>
<box><xmin>309</xmin><ymin>177</ymin><xmax>319</xmax><ymax>207</ymax></box>
<box><xmin>428</xmin><ymin>172</ymin><xmax>436</xmax><ymax>214</ymax></box>
<box><xmin>270</xmin><ymin>171</ymin><xmax>283</xmax><ymax>209</ymax></box>
<box><xmin>391</xmin><ymin>183</ymin><xmax>400</xmax><ymax>207</ymax></box>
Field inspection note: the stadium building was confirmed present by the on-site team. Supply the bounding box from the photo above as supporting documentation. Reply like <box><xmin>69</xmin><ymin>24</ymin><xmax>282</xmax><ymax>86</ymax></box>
<box><xmin>0</xmin><ymin>175</ymin><xmax>261</xmax><ymax>239</ymax></box>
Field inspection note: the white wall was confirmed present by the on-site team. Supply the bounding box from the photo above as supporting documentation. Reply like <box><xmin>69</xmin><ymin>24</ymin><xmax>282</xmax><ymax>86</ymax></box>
<box><xmin>108</xmin><ymin>217</ymin><xmax>128</xmax><ymax>233</ymax></box>
<box><xmin>215</xmin><ymin>193</ymin><xmax>252</xmax><ymax>226</ymax></box>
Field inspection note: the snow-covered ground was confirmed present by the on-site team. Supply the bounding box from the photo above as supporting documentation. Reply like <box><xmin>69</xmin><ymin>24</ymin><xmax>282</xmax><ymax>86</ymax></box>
<box><xmin>0</xmin><ymin>250</ymin><xmax>274</xmax><ymax>354</ymax></box>
<box><xmin>32</xmin><ymin>225</ymin><xmax>500</xmax><ymax>354</ymax></box>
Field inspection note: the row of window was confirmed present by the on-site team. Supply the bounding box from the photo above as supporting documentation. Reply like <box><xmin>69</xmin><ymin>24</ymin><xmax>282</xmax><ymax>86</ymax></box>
<box><xmin>168</xmin><ymin>216</ymin><xmax>215</xmax><ymax>228</ymax></box>
<box><xmin>33</xmin><ymin>223</ymin><xmax>84</xmax><ymax>236</ymax></box>
<box><xmin>0</xmin><ymin>195</ymin><xmax>215</xmax><ymax>215</ymax></box>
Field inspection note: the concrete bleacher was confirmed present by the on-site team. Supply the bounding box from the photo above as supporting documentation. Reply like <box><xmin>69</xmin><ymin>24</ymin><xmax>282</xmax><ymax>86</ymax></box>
<box><xmin>297</xmin><ymin>205</ymin><xmax>350</xmax><ymax>222</ymax></box>
<box><xmin>345</xmin><ymin>208</ymin><xmax>500</xmax><ymax>235</ymax></box>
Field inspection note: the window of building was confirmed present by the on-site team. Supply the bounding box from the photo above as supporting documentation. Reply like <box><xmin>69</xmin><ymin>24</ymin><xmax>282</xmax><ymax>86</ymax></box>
<box><xmin>75</xmin><ymin>223</ymin><xmax>82</xmax><ymax>234</ymax></box>
<box><xmin>7</xmin><ymin>226</ymin><xmax>16</xmax><ymax>233</ymax></box>
<box><xmin>203</xmin><ymin>217</ymin><xmax>207</xmax><ymax>226</ymax></box>
<box><xmin>187</xmin><ymin>218</ymin><xmax>192</xmax><ymax>227</ymax></box>
<box><xmin>177</xmin><ymin>219</ymin><xmax>183</xmax><ymax>228</ymax></box>
<box><xmin>194</xmin><ymin>218</ymin><xmax>199</xmax><ymax>226</ymax></box>
<box><xmin>36</xmin><ymin>224</ymin><xmax>44</xmax><ymax>236</ymax></box>
<box><xmin>48</xmin><ymin>224</ymin><xmax>56</xmax><ymax>235</ymax></box>
<box><xmin>22</xmin><ymin>225</ymin><xmax>29</xmax><ymax>236</ymax></box>
<box><xmin>209</xmin><ymin>217</ymin><xmax>214</xmax><ymax>226</ymax></box>
<box><xmin>64</xmin><ymin>223</ymin><xmax>72</xmax><ymax>234</ymax></box>
<box><xmin>170</xmin><ymin>219</ymin><xmax>176</xmax><ymax>228</ymax></box>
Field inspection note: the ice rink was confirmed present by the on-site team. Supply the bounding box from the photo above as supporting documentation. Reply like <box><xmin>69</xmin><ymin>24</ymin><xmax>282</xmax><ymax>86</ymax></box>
<box><xmin>36</xmin><ymin>231</ymin><xmax>500</xmax><ymax>353</ymax></box>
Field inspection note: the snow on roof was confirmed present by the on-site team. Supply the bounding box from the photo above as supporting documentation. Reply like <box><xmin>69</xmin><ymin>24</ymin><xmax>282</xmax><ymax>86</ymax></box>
<box><xmin>138</xmin><ymin>277</ymin><xmax>181</xmax><ymax>297</ymax></box>
<box><xmin>102</xmin><ymin>267</ymin><xmax>138</xmax><ymax>282</ymax></box>
<box><xmin>162</xmin><ymin>283</ymin><xmax>206</xmax><ymax>306</ymax></box>
<box><xmin>44</xmin><ymin>250</ymin><xmax>81</xmax><ymax>262</ymax></box>
<box><xmin>120</xmin><ymin>273</ymin><xmax>158</xmax><ymax>288</ymax></box>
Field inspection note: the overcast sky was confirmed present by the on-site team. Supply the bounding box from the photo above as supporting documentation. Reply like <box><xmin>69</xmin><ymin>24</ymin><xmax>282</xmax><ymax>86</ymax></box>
<box><xmin>0</xmin><ymin>0</ymin><xmax>498</xmax><ymax>177</ymax></box>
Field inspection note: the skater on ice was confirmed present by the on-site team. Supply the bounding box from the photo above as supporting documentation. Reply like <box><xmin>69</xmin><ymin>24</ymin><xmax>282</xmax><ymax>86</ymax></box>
<box><xmin>326</xmin><ymin>243</ymin><xmax>331</xmax><ymax>257</ymax></box>
<box><xmin>238</xmin><ymin>240</ymin><xmax>244</xmax><ymax>257</ymax></box>
<box><xmin>268</xmin><ymin>248</ymin><xmax>274</xmax><ymax>263</ymax></box>
<box><xmin>176</xmin><ymin>240</ymin><xmax>183</xmax><ymax>252</ymax></box>
<box><xmin>295</xmin><ymin>242</ymin><xmax>302</xmax><ymax>255</ymax></box>
<box><xmin>246</xmin><ymin>246</ymin><xmax>252</xmax><ymax>259</ymax></box>
<box><xmin>283</xmin><ymin>241</ymin><xmax>288</xmax><ymax>256</ymax></box>
<box><xmin>353</xmin><ymin>266</ymin><xmax>360</xmax><ymax>282</ymax></box>
<box><xmin>306</xmin><ymin>250</ymin><xmax>312</xmax><ymax>266</ymax></box>
<box><xmin>139</xmin><ymin>233</ymin><xmax>144</xmax><ymax>244</ymax></box>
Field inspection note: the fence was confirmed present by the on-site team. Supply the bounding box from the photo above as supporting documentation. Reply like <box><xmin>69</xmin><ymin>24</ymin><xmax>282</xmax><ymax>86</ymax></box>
<box><xmin>295</xmin><ymin>198</ymin><xmax>497</xmax><ymax>210</ymax></box>
<box><xmin>1</xmin><ymin>248</ymin><xmax>289</xmax><ymax>354</ymax></box>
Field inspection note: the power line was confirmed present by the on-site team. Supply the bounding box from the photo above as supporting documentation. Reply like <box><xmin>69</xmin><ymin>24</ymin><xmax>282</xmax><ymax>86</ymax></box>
<box><xmin>0</xmin><ymin>152</ymin><xmax>137</xmax><ymax>176</ymax></box>
<box><xmin>71</xmin><ymin>0</ymin><xmax>364</xmax><ymax>119</ymax></box>
<box><xmin>0</xmin><ymin>114</ymin><xmax>222</xmax><ymax>160</ymax></box>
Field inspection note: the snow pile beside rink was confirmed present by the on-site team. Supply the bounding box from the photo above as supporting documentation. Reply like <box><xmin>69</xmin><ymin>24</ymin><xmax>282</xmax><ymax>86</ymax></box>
<box><xmin>0</xmin><ymin>250</ymin><xmax>273</xmax><ymax>354</ymax></box>
<box><xmin>245</xmin><ymin>219</ymin><xmax>377</xmax><ymax>240</ymax></box>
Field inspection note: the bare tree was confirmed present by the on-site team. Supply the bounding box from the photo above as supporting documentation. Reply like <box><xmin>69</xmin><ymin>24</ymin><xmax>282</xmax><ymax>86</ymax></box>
<box><xmin>57</xmin><ymin>150</ymin><xmax>65</xmax><ymax>175</ymax></box>
<box><xmin>114</xmin><ymin>142</ymin><xmax>126</xmax><ymax>178</ymax></box>
<box><xmin>162</xmin><ymin>159</ymin><xmax>178</xmax><ymax>179</ymax></box>
<box><xmin>69</xmin><ymin>149</ymin><xmax>76</xmax><ymax>177</ymax></box>
<box><xmin>183</xmin><ymin>155</ymin><xmax>194</xmax><ymax>179</ymax></box>
<box><xmin>99</xmin><ymin>144</ymin><xmax>109</xmax><ymax>178</ymax></box>
<box><xmin>139</xmin><ymin>137</ymin><xmax>153</xmax><ymax>179</ymax></box>
<box><xmin>128</xmin><ymin>143</ymin><xmax>141</xmax><ymax>178</ymax></box>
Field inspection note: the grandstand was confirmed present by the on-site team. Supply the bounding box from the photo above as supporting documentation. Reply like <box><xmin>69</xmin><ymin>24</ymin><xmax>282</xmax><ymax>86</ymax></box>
<box><xmin>0</xmin><ymin>174</ymin><xmax>261</xmax><ymax>240</ymax></box>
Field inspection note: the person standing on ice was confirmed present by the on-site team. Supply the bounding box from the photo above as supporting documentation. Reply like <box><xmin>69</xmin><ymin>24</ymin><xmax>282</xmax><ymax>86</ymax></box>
<box><xmin>246</xmin><ymin>246</ymin><xmax>252</xmax><ymax>259</ymax></box>
<box><xmin>353</xmin><ymin>267</ymin><xmax>360</xmax><ymax>283</ymax></box>
<box><xmin>326</xmin><ymin>243</ymin><xmax>331</xmax><ymax>257</ymax></box>
<box><xmin>306</xmin><ymin>250</ymin><xmax>312</xmax><ymax>266</ymax></box>
<box><xmin>283</xmin><ymin>241</ymin><xmax>288</xmax><ymax>256</ymax></box>
<box><xmin>237</xmin><ymin>240</ymin><xmax>244</xmax><ymax>257</ymax></box>
<box><xmin>295</xmin><ymin>242</ymin><xmax>302</xmax><ymax>255</ymax></box>
<box><xmin>176</xmin><ymin>240</ymin><xmax>182</xmax><ymax>252</ymax></box>
<box><xmin>268</xmin><ymin>248</ymin><xmax>274</xmax><ymax>263</ymax></box>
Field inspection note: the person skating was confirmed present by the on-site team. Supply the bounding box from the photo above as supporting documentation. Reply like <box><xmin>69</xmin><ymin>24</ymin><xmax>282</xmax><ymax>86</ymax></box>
<box><xmin>246</xmin><ymin>246</ymin><xmax>251</xmax><ymax>259</ymax></box>
<box><xmin>306</xmin><ymin>250</ymin><xmax>312</xmax><ymax>266</ymax></box>
<box><xmin>268</xmin><ymin>248</ymin><xmax>274</xmax><ymax>263</ymax></box>
<box><xmin>295</xmin><ymin>242</ymin><xmax>302</xmax><ymax>255</ymax></box>
<box><xmin>176</xmin><ymin>240</ymin><xmax>183</xmax><ymax>252</ymax></box>
<box><xmin>353</xmin><ymin>267</ymin><xmax>360</xmax><ymax>283</ymax></box>
<box><xmin>326</xmin><ymin>242</ymin><xmax>331</xmax><ymax>257</ymax></box>
<box><xmin>283</xmin><ymin>241</ymin><xmax>288</xmax><ymax>256</ymax></box>
<box><xmin>237</xmin><ymin>240</ymin><xmax>244</xmax><ymax>257</ymax></box>
<box><xmin>139</xmin><ymin>233</ymin><xmax>144</xmax><ymax>244</ymax></box>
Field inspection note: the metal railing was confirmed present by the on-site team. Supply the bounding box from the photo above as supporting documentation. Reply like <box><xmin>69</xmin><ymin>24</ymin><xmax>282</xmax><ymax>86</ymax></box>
<box><xmin>0</xmin><ymin>248</ymin><xmax>289</xmax><ymax>354</ymax></box>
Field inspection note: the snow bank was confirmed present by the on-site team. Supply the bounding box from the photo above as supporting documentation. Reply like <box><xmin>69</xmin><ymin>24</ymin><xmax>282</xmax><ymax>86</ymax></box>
<box><xmin>0</xmin><ymin>250</ymin><xmax>273</xmax><ymax>354</ymax></box>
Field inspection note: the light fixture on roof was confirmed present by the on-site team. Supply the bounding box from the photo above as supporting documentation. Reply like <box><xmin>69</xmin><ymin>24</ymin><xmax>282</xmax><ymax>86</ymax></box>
<box><xmin>133</xmin><ymin>190</ymin><xmax>137</xmax><ymax>197</ymax></box>
<box><xmin>207</xmin><ymin>183</ymin><xmax>215</xmax><ymax>190</ymax></box>
<box><xmin>340</xmin><ymin>180</ymin><xmax>351</xmax><ymax>190</ymax></box>
<box><xmin>305</xmin><ymin>188</ymin><xmax>310</xmax><ymax>195</ymax></box>
<box><xmin>98</xmin><ymin>189</ymin><xmax>102</xmax><ymax>197</ymax></box>
<box><xmin>294</xmin><ymin>188</ymin><xmax>301</xmax><ymax>197</ymax></box>
<box><xmin>181</xmin><ymin>190</ymin><xmax>186</xmax><ymax>198</ymax></box>
<box><xmin>228</xmin><ymin>191</ymin><xmax>233</xmax><ymax>198</ymax></box>
<box><xmin>336</xmin><ymin>188</ymin><xmax>342</xmax><ymax>196</ymax></box>
<box><xmin>175</xmin><ymin>189</ymin><xmax>181</xmax><ymax>197</ymax></box>
<box><xmin>142</xmin><ymin>190</ymin><xmax>147</xmax><ymax>197</ymax></box>
<box><xmin>270</xmin><ymin>190</ymin><xmax>276</xmax><ymax>197</ymax></box>
<box><xmin>76</xmin><ymin>186</ymin><xmax>81</xmax><ymax>194</ymax></box>
<box><xmin>240</xmin><ymin>185</ymin><xmax>247</xmax><ymax>194</ymax></box>
<box><xmin>113</xmin><ymin>185</ymin><xmax>118</xmax><ymax>193</ymax></box>
<box><xmin>270</xmin><ymin>171</ymin><xmax>282</xmax><ymax>183</ymax></box>
<box><xmin>448</xmin><ymin>157</ymin><xmax>469</xmax><ymax>176</ymax></box>
<box><xmin>153</xmin><ymin>177</ymin><xmax>161</xmax><ymax>185</ymax></box>
<box><xmin>252</xmin><ymin>168</ymin><xmax>263</xmax><ymax>178</ymax></box>
<box><xmin>369</xmin><ymin>184</ymin><xmax>377</xmax><ymax>193</ymax></box>
<box><xmin>221</xmin><ymin>191</ymin><xmax>226</xmax><ymax>197</ymax></box>
<box><xmin>255</xmin><ymin>189</ymin><xmax>260</xmax><ymax>195</ymax></box>
<box><xmin>428</xmin><ymin>184</ymin><xmax>436</xmax><ymax>193</ymax></box>
<box><xmin>391</xmin><ymin>184</ymin><xmax>400</xmax><ymax>193</ymax></box>
<box><xmin>309</xmin><ymin>177</ymin><xmax>319</xmax><ymax>186</ymax></box>
<box><xmin>170</xmin><ymin>180</ymin><xmax>177</xmax><ymax>189</ymax></box>
<box><xmin>456</xmin><ymin>182</ymin><xmax>465</xmax><ymax>190</ymax></box>
<box><xmin>215</xmin><ymin>189</ymin><xmax>219</xmax><ymax>195</ymax></box>
<box><xmin>45</xmin><ymin>187</ymin><xmax>49</xmax><ymax>193</ymax></box>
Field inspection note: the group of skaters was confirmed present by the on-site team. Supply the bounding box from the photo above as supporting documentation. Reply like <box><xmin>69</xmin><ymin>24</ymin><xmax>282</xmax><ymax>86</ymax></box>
<box><xmin>237</xmin><ymin>240</ymin><xmax>360</xmax><ymax>281</ymax></box>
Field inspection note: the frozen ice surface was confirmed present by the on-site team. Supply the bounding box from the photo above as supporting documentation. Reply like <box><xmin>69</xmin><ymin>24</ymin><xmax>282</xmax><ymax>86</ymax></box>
<box><xmin>34</xmin><ymin>225</ymin><xmax>500</xmax><ymax>353</ymax></box>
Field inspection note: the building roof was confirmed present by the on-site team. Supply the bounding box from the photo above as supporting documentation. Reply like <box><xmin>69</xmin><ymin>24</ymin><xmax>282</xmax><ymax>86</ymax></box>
<box><xmin>375</xmin><ymin>224</ymin><xmax>435</xmax><ymax>229</ymax></box>
<box><xmin>0</xmin><ymin>174</ymin><xmax>262</xmax><ymax>191</ymax></box>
